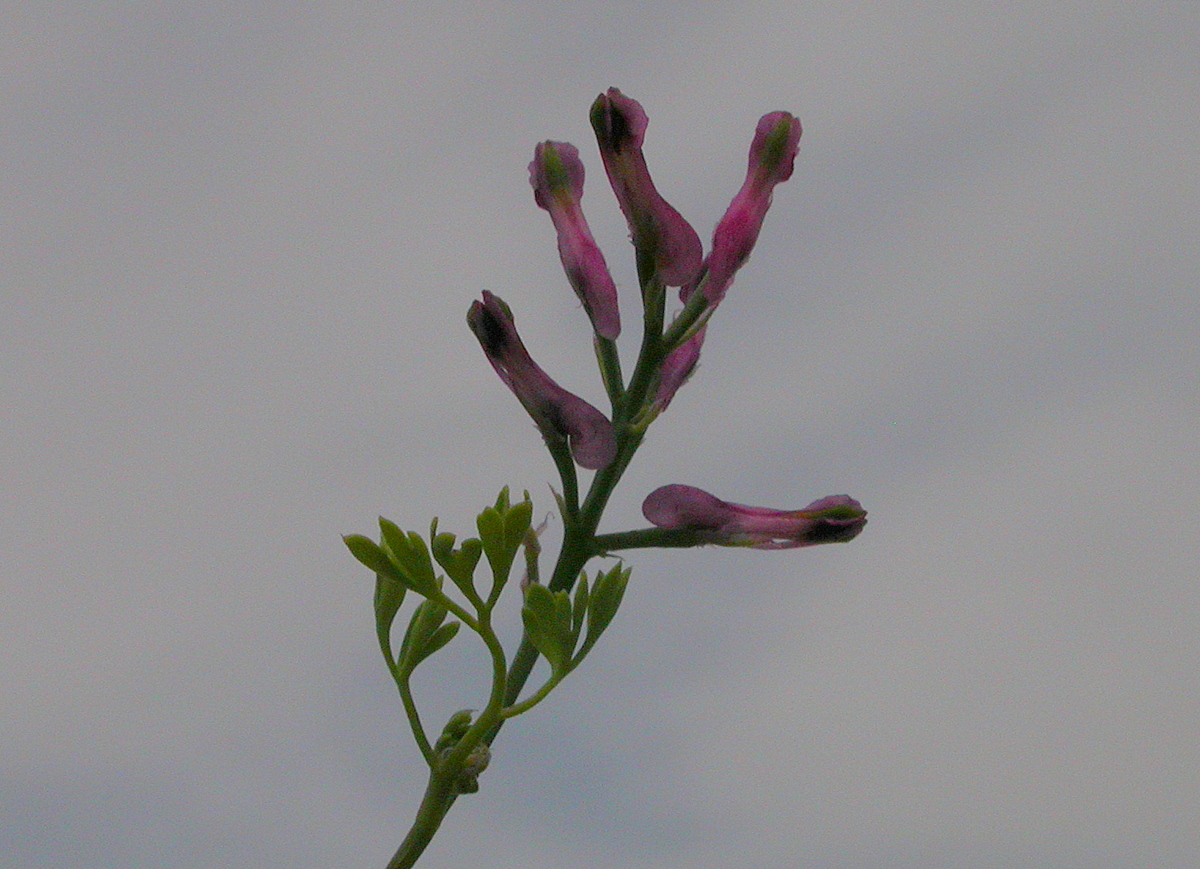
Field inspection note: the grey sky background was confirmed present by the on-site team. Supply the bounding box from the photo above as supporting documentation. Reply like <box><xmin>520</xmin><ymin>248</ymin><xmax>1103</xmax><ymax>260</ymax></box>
<box><xmin>3</xmin><ymin>3</ymin><xmax>1198</xmax><ymax>867</ymax></box>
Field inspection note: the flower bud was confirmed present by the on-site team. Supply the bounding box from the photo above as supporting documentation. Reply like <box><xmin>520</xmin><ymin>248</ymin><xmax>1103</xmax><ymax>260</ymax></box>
<box><xmin>590</xmin><ymin>88</ymin><xmax>703</xmax><ymax>286</ymax></box>
<box><xmin>652</xmin><ymin>328</ymin><xmax>704</xmax><ymax>414</ymax></box>
<box><xmin>530</xmin><ymin>141</ymin><xmax>621</xmax><ymax>339</ymax></box>
<box><xmin>468</xmin><ymin>292</ymin><xmax>617</xmax><ymax>470</ymax></box>
<box><xmin>684</xmin><ymin>112</ymin><xmax>802</xmax><ymax>305</ymax></box>
<box><xmin>642</xmin><ymin>484</ymin><xmax>865</xmax><ymax>549</ymax></box>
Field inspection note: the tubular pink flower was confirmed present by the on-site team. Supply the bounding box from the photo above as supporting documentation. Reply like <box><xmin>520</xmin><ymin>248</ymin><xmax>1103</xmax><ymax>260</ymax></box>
<box><xmin>590</xmin><ymin>88</ymin><xmax>703</xmax><ymax>287</ymax></box>
<box><xmin>642</xmin><ymin>484</ymin><xmax>866</xmax><ymax>549</ymax></box>
<box><xmin>467</xmin><ymin>291</ymin><xmax>617</xmax><ymax>470</ymax></box>
<box><xmin>530</xmin><ymin>141</ymin><xmax>621</xmax><ymax>340</ymax></box>
<box><xmin>684</xmin><ymin>111</ymin><xmax>802</xmax><ymax>306</ymax></box>
<box><xmin>652</xmin><ymin>327</ymin><xmax>705</xmax><ymax>414</ymax></box>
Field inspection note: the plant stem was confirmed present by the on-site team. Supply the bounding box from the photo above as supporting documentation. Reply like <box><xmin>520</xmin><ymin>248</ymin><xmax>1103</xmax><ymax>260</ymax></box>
<box><xmin>385</xmin><ymin>769</ymin><xmax>458</xmax><ymax>869</ymax></box>
<box><xmin>386</xmin><ymin>603</ymin><xmax>510</xmax><ymax>868</ymax></box>
<box><xmin>593</xmin><ymin>527</ymin><xmax>710</xmax><ymax>551</ymax></box>
<box><xmin>490</xmin><ymin>256</ymin><xmax>665</xmax><ymax>733</ymax></box>
<box><xmin>387</xmin><ymin>249</ymin><xmax>675</xmax><ymax>868</ymax></box>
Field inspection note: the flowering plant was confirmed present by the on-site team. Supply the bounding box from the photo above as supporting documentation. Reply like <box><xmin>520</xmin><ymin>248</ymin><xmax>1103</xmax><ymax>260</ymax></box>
<box><xmin>344</xmin><ymin>88</ymin><xmax>866</xmax><ymax>868</ymax></box>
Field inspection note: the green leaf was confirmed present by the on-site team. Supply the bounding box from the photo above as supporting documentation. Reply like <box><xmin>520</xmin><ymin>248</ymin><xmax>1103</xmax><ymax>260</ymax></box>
<box><xmin>379</xmin><ymin>519</ymin><xmax>438</xmax><ymax>597</ymax></box>
<box><xmin>554</xmin><ymin>586</ymin><xmax>572</xmax><ymax>633</ymax></box>
<box><xmin>345</xmin><ymin>534</ymin><xmax>412</xmax><ymax>670</ymax></box>
<box><xmin>493</xmin><ymin>486</ymin><xmax>512</xmax><ymax>512</ymax></box>
<box><xmin>432</xmin><ymin>531</ymin><xmax>483</xmax><ymax>603</ymax></box>
<box><xmin>399</xmin><ymin>598</ymin><xmax>444</xmax><ymax>665</ymax></box>
<box><xmin>578</xmin><ymin>564</ymin><xmax>630</xmax><ymax>660</ymax></box>
<box><xmin>378</xmin><ymin>517</ymin><xmax>409</xmax><ymax>561</ymax></box>
<box><xmin>503</xmin><ymin>498</ymin><xmax>534</xmax><ymax>561</ymax></box>
<box><xmin>343</xmin><ymin>534</ymin><xmax>401</xmax><ymax>579</ymax></box>
<box><xmin>570</xmin><ymin>573</ymin><xmax>590</xmax><ymax>650</ymax></box>
<box><xmin>477</xmin><ymin>489</ymin><xmax>534</xmax><ymax>589</ymax></box>
<box><xmin>476</xmin><ymin>506</ymin><xmax>504</xmax><ymax>577</ymax></box>
<box><xmin>549</xmin><ymin>486</ymin><xmax>567</xmax><ymax>521</ymax></box>
<box><xmin>373</xmin><ymin>572</ymin><xmax>407</xmax><ymax>666</ymax></box>
<box><xmin>421</xmin><ymin>621</ymin><xmax>461</xmax><ymax>662</ymax></box>
<box><xmin>521</xmin><ymin>583</ymin><xmax>573</xmax><ymax>674</ymax></box>
<box><xmin>430</xmin><ymin>529</ymin><xmax>457</xmax><ymax>571</ymax></box>
<box><xmin>398</xmin><ymin>596</ymin><xmax>459</xmax><ymax>675</ymax></box>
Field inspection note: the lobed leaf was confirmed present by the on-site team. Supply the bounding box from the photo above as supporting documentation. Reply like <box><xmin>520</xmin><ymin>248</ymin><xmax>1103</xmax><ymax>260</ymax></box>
<box><xmin>344</xmin><ymin>534</ymin><xmax>400</xmax><ymax>579</ymax></box>
<box><xmin>432</xmin><ymin>531</ymin><xmax>484</xmax><ymax>603</ymax></box>
<box><xmin>379</xmin><ymin>518</ymin><xmax>439</xmax><ymax>597</ymax></box>
<box><xmin>478</xmin><ymin>489</ymin><xmax>534</xmax><ymax>589</ymax></box>
<box><xmin>521</xmin><ymin>583</ymin><xmax>573</xmax><ymax>673</ymax></box>
<box><xmin>398</xmin><ymin>596</ymin><xmax>459</xmax><ymax>675</ymax></box>
<box><xmin>373</xmin><ymin>572</ymin><xmax>407</xmax><ymax>666</ymax></box>
<box><xmin>579</xmin><ymin>564</ymin><xmax>630</xmax><ymax>660</ymax></box>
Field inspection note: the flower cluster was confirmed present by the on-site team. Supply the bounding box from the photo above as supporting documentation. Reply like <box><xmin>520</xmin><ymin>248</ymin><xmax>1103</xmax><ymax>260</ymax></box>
<box><xmin>467</xmin><ymin>88</ymin><xmax>864</xmax><ymax>547</ymax></box>
<box><xmin>350</xmin><ymin>90</ymin><xmax>870</xmax><ymax>869</ymax></box>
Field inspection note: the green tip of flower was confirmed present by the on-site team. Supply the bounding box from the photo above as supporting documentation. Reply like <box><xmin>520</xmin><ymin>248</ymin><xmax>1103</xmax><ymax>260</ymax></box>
<box><xmin>538</xmin><ymin>142</ymin><xmax>571</xmax><ymax>192</ymax></box>
<box><xmin>806</xmin><ymin>503</ymin><xmax>867</xmax><ymax>521</ymax></box>
<box><xmin>759</xmin><ymin>116</ymin><xmax>797</xmax><ymax>172</ymax></box>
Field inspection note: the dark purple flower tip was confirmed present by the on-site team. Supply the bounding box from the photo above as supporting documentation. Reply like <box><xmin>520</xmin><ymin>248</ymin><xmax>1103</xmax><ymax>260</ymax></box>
<box><xmin>642</xmin><ymin>484</ymin><xmax>866</xmax><ymax>549</ymax></box>
<box><xmin>529</xmin><ymin>141</ymin><xmax>621</xmax><ymax>340</ymax></box>
<box><xmin>589</xmin><ymin>87</ymin><xmax>649</xmax><ymax>155</ymax></box>
<box><xmin>589</xmin><ymin>88</ymin><xmax>703</xmax><ymax>287</ymax></box>
<box><xmin>467</xmin><ymin>291</ymin><xmax>617</xmax><ymax>470</ymax></box>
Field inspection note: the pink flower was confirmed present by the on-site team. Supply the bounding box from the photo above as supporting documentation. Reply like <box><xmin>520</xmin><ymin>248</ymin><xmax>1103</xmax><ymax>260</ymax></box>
<box><xmin>529</xmin><ymin>141</ymin><xmax>621</xmax><ymax>340</ymax></box>
<box><xmin>658</xmin><ymin>113</ymin><xmax>800</xmax><ymax>412</ymax></box>
<box><xmin>652</xmin><ymin>328</ymin><xmax>704</xmax><ymax>414</ymax></box>
<box><xmin>684</xmin><ymin>112</ymin><xmax>802</xmax><ymax>306</ymax></box>
<box><xmin>642</xmin><ymin>484</ymin><xmax>866</xmax><ymax>549</ymax></box>
<box><xmin>467</xmin><ymin>291</ymin><xmax>617</xmax><ymax>470</ymax></box>
<box><xmin>590</xmin><ymin>88</ymin><xmax>703</xmax><ymax>287</ymax></box>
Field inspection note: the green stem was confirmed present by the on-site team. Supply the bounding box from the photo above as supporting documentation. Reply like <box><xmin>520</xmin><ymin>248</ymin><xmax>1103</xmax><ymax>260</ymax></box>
<box><xmin>387</xmin><ymin>606</ymin><xmax>510</xmax><ymax>868</ymax></box>
<box><xmin>491</xmin><ymin>401</ymin><xmax>645</xmax><ymax>737</ymax></box>
<box><xmin>593</xmin><ymin>527</ymin><xmax>712</xmax><ymax>551</ymax></box>
<box><xmin>385</xmin><ymin>770</ymin><xmax>457</xmax><ymax>869</ymax></box>
<box><xmin>489</xmin><ymin>258</ymin><xmax>673</xmax><ymax>728</ymax></box>
<box><xmin>492</xmin><ymin>520</ymin><xmax>595</xmax><ymax>724</ymax></box>
<box><xmin>501</xmin><ymin>665</ymin><xmax>568</xmax><ymax>718</ymax></box>
<box><xmin>396</xmin><ymin>671</ymin><xmax>434</xmax><ymax>765</ymax></box>
<box><xmin>387</xmin><ymin>254</ymin><xmax>680</xmax><ymax>866</ymax></box>
<box><xmin>546</xmin><ymin>436</ymin><xmax>580</xmax><ymax>519</ymax></box>
<box><xmin>594</xmin><ymin>334</ymin><xmax>625</xmax><ymax>409</ymax></box>
<box><xmin>660</xmin><ymin>282</ymin><xmax>713</xmax><ymax>351</ymax></box>
<box><xmin>621</xmin><ymin>276</ymin><xmax>665</xmax><ymax>424</ymax></box>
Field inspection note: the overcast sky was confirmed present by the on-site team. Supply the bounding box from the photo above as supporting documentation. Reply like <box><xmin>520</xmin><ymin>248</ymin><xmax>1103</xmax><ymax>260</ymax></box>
<box><xmin>3</xmin><ymin>3</ymin><xmax>1198</xmax><ymax>868</ymax></box>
